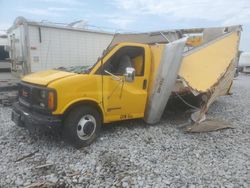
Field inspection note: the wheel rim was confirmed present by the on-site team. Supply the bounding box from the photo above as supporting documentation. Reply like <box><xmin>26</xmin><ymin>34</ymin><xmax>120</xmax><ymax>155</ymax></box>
<box><xmin>77</xmin><ymin>114</ymin><xmax>96</xmax><ymax>141</ymax></box>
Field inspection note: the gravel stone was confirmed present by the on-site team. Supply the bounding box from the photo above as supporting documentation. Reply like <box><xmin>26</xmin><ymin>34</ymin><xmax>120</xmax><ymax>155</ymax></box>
<box><xmin>46</xmin><ymin>173</ymin><xmax>58</xmax><ymax>184</ymax></box>
<box><xmin>0</xmin><ymin>74</ymin><xmax>250</xmax><ymax>187</ymax></box>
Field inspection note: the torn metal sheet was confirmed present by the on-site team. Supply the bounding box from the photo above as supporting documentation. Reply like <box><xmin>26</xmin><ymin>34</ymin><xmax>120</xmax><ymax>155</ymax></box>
<box><xmin>179</xmin><ymin>29</ymin><xmax>241</xmax><ymax>124</ymax></box>
<box><xmin>191</xmin><ymin>61</ymin><xmax>237</xmax><ymax>123</ymax></box>
<box><xmin>179</xmin><ymin>31</ymin><xmax>240</xmax><ymax>93</ymax></box>
<box><xmin>144</xmin><ymin>37</ymin><xmax>187</xmax><ymax>124</ymax></box>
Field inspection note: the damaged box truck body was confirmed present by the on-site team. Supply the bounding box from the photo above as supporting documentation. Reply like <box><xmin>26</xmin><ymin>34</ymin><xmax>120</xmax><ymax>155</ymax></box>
<box><xmin>110</xmin><ymin>26</ymin><xmax>241</xmax><ymax>125</ymax></box>
<box><xmin>11</xmin><ymin>25</ymin><xmax>241</xmax><ymax>148</ymax></box>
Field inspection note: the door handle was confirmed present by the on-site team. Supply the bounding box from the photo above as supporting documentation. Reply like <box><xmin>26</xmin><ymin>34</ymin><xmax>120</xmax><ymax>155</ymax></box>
<box><xmin>143</xmin><ymin>79</ymin><xmax>147</xmax><ymax>90</ymax></box>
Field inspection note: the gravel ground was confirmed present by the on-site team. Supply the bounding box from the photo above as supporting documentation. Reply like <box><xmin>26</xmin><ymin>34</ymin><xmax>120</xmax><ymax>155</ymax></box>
<box><xmin>0</xmin><ymin>74</ymin><xmax>249</xmax><ymax>187</ymax></box>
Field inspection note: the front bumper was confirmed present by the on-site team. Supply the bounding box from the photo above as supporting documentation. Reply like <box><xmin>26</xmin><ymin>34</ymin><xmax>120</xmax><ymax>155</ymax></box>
<box><xmin>11</xmin><ymin>102</ymin><xmax>62</xmax><ymax>130</ymax></box>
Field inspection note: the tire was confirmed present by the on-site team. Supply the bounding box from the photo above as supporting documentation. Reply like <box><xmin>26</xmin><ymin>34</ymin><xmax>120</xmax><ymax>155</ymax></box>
<box><xmin>62</xmin><ymin>105</ymin><xmax>101</xmax><ymax>148</ymax></box>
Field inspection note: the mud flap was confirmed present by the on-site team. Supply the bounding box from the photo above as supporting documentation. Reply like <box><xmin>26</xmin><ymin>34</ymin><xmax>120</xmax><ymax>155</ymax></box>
<box><xmin>144</xmin><ymin>37</ymin><xmax>187</xmax><ymax>124</ymax></box>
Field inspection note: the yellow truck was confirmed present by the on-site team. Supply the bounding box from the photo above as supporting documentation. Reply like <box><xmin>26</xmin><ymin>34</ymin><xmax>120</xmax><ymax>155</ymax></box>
<box><xmin>11</xmin><ymin>26</ymin><xmax>241</xmax><ymax>148</ymax></box>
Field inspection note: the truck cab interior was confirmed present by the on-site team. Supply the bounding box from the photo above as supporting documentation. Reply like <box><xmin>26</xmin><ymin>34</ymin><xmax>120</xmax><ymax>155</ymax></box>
<box><xmin>98</xmin><ymin>46</ymin><xmax>145</xmax><ymax>76</ymax></box>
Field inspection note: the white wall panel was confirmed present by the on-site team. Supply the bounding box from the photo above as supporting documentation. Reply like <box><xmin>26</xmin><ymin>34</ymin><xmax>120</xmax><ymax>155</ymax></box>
<box><xmin>28</xmin><ymin>25</ymin><xmax>113</xmax><ymax>72</ymax></box>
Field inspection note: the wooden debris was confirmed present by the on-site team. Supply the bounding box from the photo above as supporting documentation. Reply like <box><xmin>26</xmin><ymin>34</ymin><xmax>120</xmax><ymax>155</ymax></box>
<box><xmin>15</xmin><ymin>149</ymin><xmax>39</xmax><ymax>162</ymax></box>
<box><xmin>67</xmin><ymin>171</ymin><xmax>80</xmax><ymax>177</ymax></box>
<box><xmin>24</xmin><ymin>181</ymin><xmax>46</xmax><ymax>188</ymax></box>
<box><xmin>35</xmin><ymin>163</ymin><xmax>54</xmax><ymax>169</ymax></box>
<box><xmin>24</xmin><ymin>180</ymin><xmax>55</xmax><ymax>188</ymax></box>
<box><xmin>185</xmin><ymin>119</ymin><xmax>234</xmax><ymax>133</ymax></box>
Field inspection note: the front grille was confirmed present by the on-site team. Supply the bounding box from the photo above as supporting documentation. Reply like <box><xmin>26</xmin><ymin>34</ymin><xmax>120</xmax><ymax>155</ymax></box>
<box><xmin>18</xmin><ymin>82</ymin><xmax>52</xmax><ymax>115</ymax></box>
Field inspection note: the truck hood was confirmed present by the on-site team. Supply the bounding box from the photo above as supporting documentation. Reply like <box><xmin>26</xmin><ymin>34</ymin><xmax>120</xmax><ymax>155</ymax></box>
<box><xmin>22</xmin><ymin>70</ymin><xmax>76</xmax><ymax>86</ymax></box>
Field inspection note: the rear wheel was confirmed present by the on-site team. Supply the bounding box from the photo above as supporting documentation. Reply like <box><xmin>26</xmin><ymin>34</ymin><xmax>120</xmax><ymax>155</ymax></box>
<box><xmin>62</xmin><ymin>106</ymin><xmax>101</xmax><ymax>148</ymax></box>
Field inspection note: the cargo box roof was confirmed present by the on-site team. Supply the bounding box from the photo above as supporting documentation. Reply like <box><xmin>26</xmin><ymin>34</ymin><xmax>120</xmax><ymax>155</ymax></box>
<box><xmin>7</xmin><ymin>16</ymin><xmax>114</xmax><ymax>36</ymax></box>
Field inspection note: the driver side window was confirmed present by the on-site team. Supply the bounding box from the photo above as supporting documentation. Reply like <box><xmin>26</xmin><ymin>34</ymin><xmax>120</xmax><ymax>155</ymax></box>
<box><xmin>96</xmin><ymin>46</ymin><xmax>145</xmax><ymax>76</ymax></box>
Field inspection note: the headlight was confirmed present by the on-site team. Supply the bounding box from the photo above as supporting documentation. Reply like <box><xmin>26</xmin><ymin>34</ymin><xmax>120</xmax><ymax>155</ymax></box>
<box><xmin>38</xmin><ymin>89</ymin><xmax>57</xmax><ymax>111</ymax></box>
<box><xmin>39</xmin><ymin>90</ymin><xmax>47</xmax><ymax>108</ymax></box>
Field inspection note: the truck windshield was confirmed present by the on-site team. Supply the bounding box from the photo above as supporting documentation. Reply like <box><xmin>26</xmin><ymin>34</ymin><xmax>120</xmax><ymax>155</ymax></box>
<box><xmin>56</xmin><ymin>65</ymin><xmax>92</xmax><ymax>74</ymax></box>
<box><xmin>56</xmin><ymin>45</ymin><xmax>117</xmax><ymax>74</ymax></box>
<box><xmin>86</xmin><ymin>44</ymin><xmax>118</xmax><ymax>73</ymax></box>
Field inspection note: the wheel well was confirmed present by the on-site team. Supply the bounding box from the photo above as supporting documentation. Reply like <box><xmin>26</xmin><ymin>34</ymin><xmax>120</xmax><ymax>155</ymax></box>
<box><xmin>63</xmin><ymin>100</ymin><xmax>103</xmax><ymax>123</ymax></box>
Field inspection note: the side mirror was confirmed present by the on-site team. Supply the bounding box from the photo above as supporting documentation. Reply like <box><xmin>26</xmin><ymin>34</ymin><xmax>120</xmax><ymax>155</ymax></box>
<box><xmin>124</xmin><ymin>67</ymin><xmax>135</xmax><ymax>82</ymax></box>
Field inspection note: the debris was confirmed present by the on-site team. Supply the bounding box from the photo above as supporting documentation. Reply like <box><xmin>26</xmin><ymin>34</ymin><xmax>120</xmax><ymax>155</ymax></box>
<box><xmin>0</xmin><ymin>73</ymin><xmax>19</xmax><ymax>106</ymax></box>
<box><xmin>191</xmin><ymin>110</ymin><xmax>206</xmax><ymax>123</ymax></box>
<box><xmin>185</xmin><ymin>119</ymin><xmax>234</xmax><ymax>133</ymax></box>
<box><xmin>35</xmin><ymin>163</ymin><xmax>54</xmax><ymax>169</ymax></box>
<box><xmin>67</xmin><ymin>171</ymin><xmax>81</xmax><ymax>177</ymax></box>
<box><xmin>0</xmin><ymin>91</ymin><xmax>18</xmax><ymax>106</ymax></box>
<box><xmin>24</xmin><ymin>181</ymin><xmax>46</xmax><ymax>188</ymax></box>
<box><xmin>14</xmin><ymin>149</ymin><xmax>39</xmax><ymax>162</ymax></box>
<box><xmin>24</xmin><ymin>180</ymin><xmax>55</xmax><ymax>188</ymax></box>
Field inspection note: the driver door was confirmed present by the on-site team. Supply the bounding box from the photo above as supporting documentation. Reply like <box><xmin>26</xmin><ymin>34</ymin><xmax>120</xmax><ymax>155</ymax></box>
<box><xmin>102</xmin><ymin>45</ymin><xmax>150</xmax><ymax>122</ymax></box>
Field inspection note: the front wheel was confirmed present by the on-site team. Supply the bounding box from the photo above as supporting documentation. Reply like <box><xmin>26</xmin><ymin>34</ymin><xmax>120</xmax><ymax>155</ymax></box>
<box><xmin>62</xmin><ymin>106</ymin><xmax>101</xmax><ymax>148</ymax></box>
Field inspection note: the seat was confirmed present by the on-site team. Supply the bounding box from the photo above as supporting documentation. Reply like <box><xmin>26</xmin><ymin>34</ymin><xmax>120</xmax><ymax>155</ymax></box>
<box><xmin>116</xmin><ymin>55</ymin><xmax>132</xmax><ymax>74</ymax></box>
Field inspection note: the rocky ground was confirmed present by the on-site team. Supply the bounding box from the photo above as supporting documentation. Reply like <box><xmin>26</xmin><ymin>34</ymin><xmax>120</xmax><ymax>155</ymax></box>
<box><xmin>0</xmin><ymin>74</ymin><xmax>249</xmax><ymax>188</ymax></box>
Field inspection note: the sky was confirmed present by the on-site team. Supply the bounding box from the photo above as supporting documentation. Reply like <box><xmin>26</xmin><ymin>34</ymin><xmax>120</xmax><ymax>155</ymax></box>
<box><xmin>0</xmin><ymin>0</ymin><xmax>249</xmax><ymax>51</ymax></box>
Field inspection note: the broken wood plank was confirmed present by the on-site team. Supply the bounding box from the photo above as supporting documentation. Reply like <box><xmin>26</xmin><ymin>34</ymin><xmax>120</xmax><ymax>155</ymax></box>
<box><xmin>35</xmin><ymin>163</ymin><xmax>53</xmax><ymax>169</ymax></box>
<box><xmin>24</xmin><ymin>181</ymin><xmax>46</xmax><ymax>188</ymax></box>
<box><xmin>185</xmin><ymin>119</ymin><xmax>234</xmax><ymax>133</ymax></box>
<box><xmin>67</xmin><ymin>171</ymin><xmax>80</xmax><ymax>177</ymax></box>
<box><xmin>24</xmin><ymin>180</ymin><xmax>55</xmax><ymax>188</ymax></box>
<box><xmin>15</xmin><ymin>149</ymin><xmax>39</xmax><ymax>162</ymax></box>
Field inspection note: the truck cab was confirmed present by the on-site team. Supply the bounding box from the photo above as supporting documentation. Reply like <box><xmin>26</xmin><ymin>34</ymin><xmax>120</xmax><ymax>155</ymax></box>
<box><xmin>12</xmin><ymin>42</ymin><xmax>153</xmax><ymax>148</ymax></box>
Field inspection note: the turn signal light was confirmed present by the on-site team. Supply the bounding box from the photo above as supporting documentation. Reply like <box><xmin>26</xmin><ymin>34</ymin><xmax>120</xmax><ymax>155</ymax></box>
<box><xmin>48</xmin><ymin>91</ymin><xmax>55</xmax><ymax>110</ymax></box>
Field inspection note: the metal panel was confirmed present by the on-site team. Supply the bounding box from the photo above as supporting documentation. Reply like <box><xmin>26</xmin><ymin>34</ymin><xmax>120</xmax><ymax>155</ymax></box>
<box><xmin>27</xmin><ymin>25</ymin><xmax>113</xmax><ymax>73</ymax></box>
<box><xmin>7</xmin><ymin>17</ymin><xmax>114</xmax><ymax>75</ymax></box>
<box><xmin>144</xmin><ymin>37</ymin><xmax>187</xmax><ymax>124</ymax></box>
<box><xmin>179</xmin><ymin>32</ymin><xmax>240</xmax><ymax>93</ymax></box>
<box><xmin>179</xmin><ymin>31</ymin><xmax>241</xmax><ymax>124</ymax></box>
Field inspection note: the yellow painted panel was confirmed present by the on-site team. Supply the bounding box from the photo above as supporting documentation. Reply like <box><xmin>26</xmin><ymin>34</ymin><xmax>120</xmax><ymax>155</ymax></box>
<box><xmin>49</xmin><ymin>74</ymin><xmax>103</xmax><ymax>115</ymax></box>
<box><xmin>102</xmin><ymin>75</ymin><xmax>148</xmax><ymax>122</ymax></box>
<box><xmin>22</xmin><ymin>70</ymin><xmax>75</xmax><ymax>86</ymax></box>
<box><xmin>179</xmin><ymin>32</ymin><xmax>239</xmax><ymax>92</ymax></box>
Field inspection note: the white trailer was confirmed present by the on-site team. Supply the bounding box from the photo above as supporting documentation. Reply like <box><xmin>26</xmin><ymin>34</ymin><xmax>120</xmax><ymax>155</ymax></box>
<box><xmin>239</xmin><ymin>52</ymin><xmax>250</xmax><ymax>73</ymax></box>
<box><xmin>7</xmin><ymin>17</ymin><xmax>114</xmax><ymax>76</ymax></box>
